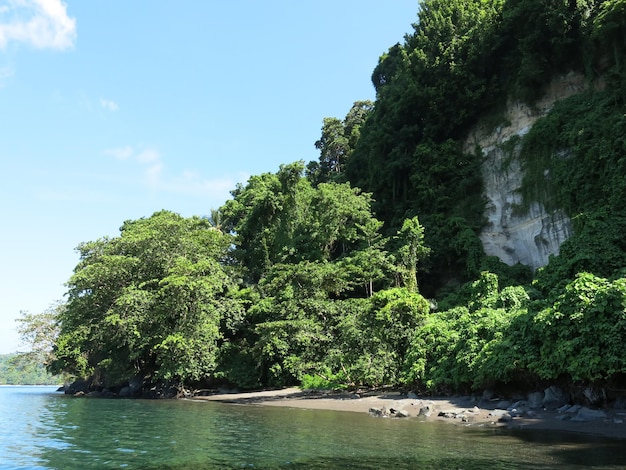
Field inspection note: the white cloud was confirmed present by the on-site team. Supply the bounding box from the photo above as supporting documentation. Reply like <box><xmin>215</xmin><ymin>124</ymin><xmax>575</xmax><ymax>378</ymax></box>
<box><xmin>103</xmin><ymin>145</ymin><xmax>134</xmax><ymax>160</ymax></box>
<box><xmin>100</xmin><ymin>98</ymin><xmax>118</xmax><ymax>111</ymax></box>
<box><xmin>136</xmin><ymin>149</ymin><xmax>160</xmax><ymax>164</ymax></box>
<box><xmin>163</xmin><ymin>171</ymin><xmax>236</xmax><ymax>198</ymax></box>
<box><xmin>103</xmin><ymin>145</ymin><xmax>238</xmax><ymax>200</ymax></box>
<box><xmin>0</xmin><ymin>0</ymin><xmax>76</xmax><ymax>50</ymax></box>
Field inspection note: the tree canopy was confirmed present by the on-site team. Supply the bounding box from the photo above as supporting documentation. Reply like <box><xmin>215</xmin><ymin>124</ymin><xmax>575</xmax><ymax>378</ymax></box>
<box><xmin>35</xmin><ymin>0</ymin><xmax>626</xmax><ymax>398</ymax></box>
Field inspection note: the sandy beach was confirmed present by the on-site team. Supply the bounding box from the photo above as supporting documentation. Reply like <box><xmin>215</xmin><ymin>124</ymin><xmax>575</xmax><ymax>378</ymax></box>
<box><xmin>191</xmin><ymin>387</ymin><xmax>626</xmax><ymax>439</ymax></box>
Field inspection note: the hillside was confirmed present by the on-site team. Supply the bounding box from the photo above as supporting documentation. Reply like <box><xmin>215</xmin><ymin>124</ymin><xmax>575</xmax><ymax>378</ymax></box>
<box><xmin>45</xmin><ymin>0</ymin><xmax>626</xmax><ymax>401</ymax></box>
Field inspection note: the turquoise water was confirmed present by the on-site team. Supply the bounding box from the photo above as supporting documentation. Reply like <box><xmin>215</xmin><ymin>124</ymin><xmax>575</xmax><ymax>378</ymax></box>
<box><xmin>2</xmin><ymin>386</ymin><xmax>626</xmax><ymax>469</ymax></box>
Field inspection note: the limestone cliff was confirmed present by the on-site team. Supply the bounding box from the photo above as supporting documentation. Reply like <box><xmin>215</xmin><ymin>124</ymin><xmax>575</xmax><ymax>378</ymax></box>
<box><xmin>464</xmin><ymin>73</ymin><xmax>589</xmax><ymax>270</ymax></box>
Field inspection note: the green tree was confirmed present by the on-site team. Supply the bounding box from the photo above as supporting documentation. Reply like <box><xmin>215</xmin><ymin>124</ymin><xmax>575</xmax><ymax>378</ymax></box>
<box><xmin>396</xmin><ymin>216</ymin><xmax>431</xmax><ymax>292</ymax></box>
<box><xmin>222</xmin><ymin>163</ymin><xmax>385</xmax><ymax>281</ymax></box>
<box><xmin>51</xmin><ymin>210</ymin><xmax>239</xmax><ymax>388</ymax></box>
<box><xmin>307</xmin><ymin>101</ymin><xmax>373</xmax><ymax>185</ymax></box>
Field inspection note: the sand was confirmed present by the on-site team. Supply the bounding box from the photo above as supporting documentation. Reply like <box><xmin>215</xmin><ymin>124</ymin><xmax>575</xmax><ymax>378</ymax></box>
<box><xmin>191</xmin><ymin>387</ymin><xmax>626</xmax><ymax>440</ymax></box>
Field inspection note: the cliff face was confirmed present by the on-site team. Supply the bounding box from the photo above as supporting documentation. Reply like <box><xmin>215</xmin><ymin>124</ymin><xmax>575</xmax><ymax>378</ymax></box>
<box><xmin>465</xmin><ymin>73</ymin><xmax>588</xmax><ymax>270</ymax></box>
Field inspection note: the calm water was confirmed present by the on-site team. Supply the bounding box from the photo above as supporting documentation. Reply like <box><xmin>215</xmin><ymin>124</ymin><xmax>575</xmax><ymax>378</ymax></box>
<box><xmin>2</xmin><ymin>386</ymin><xmax>626</xmax><ymax>469</ymax></box>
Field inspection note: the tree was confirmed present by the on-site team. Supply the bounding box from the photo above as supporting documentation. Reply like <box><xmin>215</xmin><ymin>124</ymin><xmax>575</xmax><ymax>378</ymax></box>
<box><xmin>51</xmin><ymin>210</ymin><xmax>239</xmax><ymax>387</ymax></box>
<box><xmin>16</xmin><ymin>301</ymin><xmax>64</xmax><ymax>367</ymax></box>
<box><xmin>307</xmin><ymin>101</ymin><xmax>373</xmax><ymax>185</ymax></box>
<box><xmin>221</xmin><ymin>162</ymin><xmax>385</xmax><ymax>280</ymax></box>
<box><xmin>396</xmin><ymin>216</ymin><xmax>431</xmax><ymax>292</ymax></box>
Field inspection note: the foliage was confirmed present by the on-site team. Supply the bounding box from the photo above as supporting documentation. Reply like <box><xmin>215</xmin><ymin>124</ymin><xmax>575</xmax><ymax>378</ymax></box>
<box><xmin>530</xmin><ymin>272</ymin><xmax>626</xmax><ymax>382</ymax></box>
<box><xmin>307</xmin><ymin>101</ymin><xmax>373</xmax><ymax>185</ymax></box>
<box><xmin>43</xmin><ymin>0</ymin><xmax>626</xmax><ymax>395</ymax></box>
<box><xmin>0</xmin><ymin>354</ymin><xmax>62</xmax><ymax>385</ymax></box>
<box><xmin>221</xmin><ymin>162</ymin><xmax>386</xmax><ymax>283</ymax></box>
<box><xmin>16</xmin><ymin>302</ymin><xmax>64</xmax><ymax>368</ymax></box>
<box><xmin>51</xmin><ymin>211</ymin><xmax>239</xmax><ymax>386</ymax></box>
<box><xmin>403</xmin><ymin>272</ymin><xmax>531</xmax><ymax>391</ymax></box>
<box><xmin>300</xmin><ymin>370</ymin><xmax>348</xmax><ymax>391</ymax></box>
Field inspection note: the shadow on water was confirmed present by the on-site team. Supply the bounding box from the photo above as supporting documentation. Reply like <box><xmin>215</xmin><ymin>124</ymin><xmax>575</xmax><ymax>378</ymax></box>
<box><xmin>507</xmin><ymin>427</ymin><xmax>626</xmax><ymax>468</ymax></box>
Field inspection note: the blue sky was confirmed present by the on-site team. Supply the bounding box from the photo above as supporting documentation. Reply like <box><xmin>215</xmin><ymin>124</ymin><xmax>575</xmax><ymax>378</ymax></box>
<box><xmin>0</xmin><ymin>0</ymin><xmax>417</xmax><ymax>354</ymax></box>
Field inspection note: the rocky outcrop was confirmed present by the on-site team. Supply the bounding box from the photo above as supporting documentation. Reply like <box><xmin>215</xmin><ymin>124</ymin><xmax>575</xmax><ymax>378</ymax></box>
<box><xmin>465</xmin><ymin>72</ymin><xmax>589</xmax><ymax>270</ymax></box>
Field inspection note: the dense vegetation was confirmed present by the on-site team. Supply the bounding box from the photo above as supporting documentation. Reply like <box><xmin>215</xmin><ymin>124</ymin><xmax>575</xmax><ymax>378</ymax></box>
<box><xmin>23</xmin><ymin>0</ymin><xmax>626</xmax><ymax>398</ymax></box>
<box><xmin>0</xmin><ymin>354</ymin><xmax>60</xmax><ymax>385</ymax></box>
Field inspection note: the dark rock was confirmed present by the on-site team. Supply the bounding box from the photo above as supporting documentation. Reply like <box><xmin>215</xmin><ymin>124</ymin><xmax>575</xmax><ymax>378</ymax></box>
<box><xmin>497</xmin><ymin>413</ymin><xmax>513</xmax><ymax>423</ymax></box>
<box><xmin>614</xmin><ymin>396</ymin><xmax>626</xmax><ymax>410</ymax></box>
<box><xmin>118</xmin><ymin>386</ymin><xmax>132</xmax><ymax>398</ymax></box>
<box><xmin>559</xmin><ymin>404</ymin><xmax>581</xmax><ymax>414</ymax></box>
<box><xmin>571</xmin><ymin>407</ymin><xmax>608</xmax><ymax>422</ymax></box>
<box><xmin>142</xmin><ymin>381</ymin><xmax>179</xmax><ymax>399</ymax></box>
<box><xmin>527</xmin><ymin>391</ymin><xmax>544</xmax><ymax>409</ymax></box>
<box><xmin>369</xmin><ymin>407</ymin><xmax>389</xmax><ymax>418</ymax></box>
<box><xmin>508</xmin><ymin>400</ymin><xmax>526</xmax><ymax>411</ymax></box>
<box><xmin>543</xmin><ymin>386</ymin><xmax>567</xmax><ymax>409</ymax></box>
<box><xmin>496</xmin><ymin>400</ymin><xmax>511</xmax><ymax>409</ymax></box>
<box><xmin>407</xmin><ymin>391</ymin><xmax>419</xmax><ymax>400</ymax></box>
<box><xmin>129</xmin><ymin>374</ymin><xmax>144</xmax><ymax>395</ymax></box>
<box><xmin>65</xmin><ymin>379</ymin><xmax>92</xmax><ymax>395</ymax></box>
<box><xmin>583</xmin><ymin>386</ymin><xmax>606</xmax><ymax>406</ymax></box>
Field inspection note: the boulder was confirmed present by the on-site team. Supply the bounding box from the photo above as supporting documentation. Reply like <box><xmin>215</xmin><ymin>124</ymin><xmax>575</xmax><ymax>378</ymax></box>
<box><xmin>142</xmin><ymin>381</ymin><xmax>179</xmax><ymax>399</ymax></box>
<box><xmin>543</xmin><ymin>386</ymin><xmax>567</xmax><ymax>409</ymax></box>
<box><xmin>369</xmin><ymin>407</ymin><xmax>390</xmax><ymax>418</ymax></box>
<box><xmin>418</xmin><ymin>405</ymin><xmax>432</xmax><ymax>418</ymax></box>
<box><xmin>571</xmin><ymin>407</ymin><xmax>608</xmax><ymax>422</ymax></box>
<box><xmin>614</xmin><ymin>395</ymin><xmax>626</xmax><ymax>410</ymax></box>
<box><xmin>129</xmin><ymin>374</ymin><xmax>145</xmax><ymax>395</ymax></box>
<box><xmin>527</xmin><ymin>391</ymin><xmax>544</xmax><ymax>409</ymax></box>
<box><xmin>496</xmin><ymin>400</ymin><xmax>511</xmax><ymax>409</ymax></box>
<box><xmin>65</xmin><ymin>379</ymin><xmax>92</xmax><ymax>395</ymax></box>
<box><xmin>395</xmin><ymin>409</ymin><xmax>410</xmax><ymax>418</ymax></box>
<box><xmin>488</xmin><ymin>409</ymin><xmax>509</xmax><ymax>419</ymax></box>
<box><xmin>583</xmin><ymin>386</ymin><xmax>606</xmax><ymax>406</ymax></box>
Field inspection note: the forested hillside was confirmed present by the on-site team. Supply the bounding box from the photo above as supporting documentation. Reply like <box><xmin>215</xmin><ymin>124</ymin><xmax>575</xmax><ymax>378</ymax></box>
<box><xmin>0</xmin><ymin>354</ymin><xmax>60</xmax><ymax>385</ymax></box>
<box><xmin>35</xmin><ymin>0</ymin><xmax>626</xmax><ymax>400</ymax></box>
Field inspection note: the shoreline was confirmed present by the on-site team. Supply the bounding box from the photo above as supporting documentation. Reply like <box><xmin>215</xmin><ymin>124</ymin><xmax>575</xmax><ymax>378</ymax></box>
<box><xmin>191</xmin><ymin>387</ymin><xmax>626</xmax><ymax>440</ymax></box>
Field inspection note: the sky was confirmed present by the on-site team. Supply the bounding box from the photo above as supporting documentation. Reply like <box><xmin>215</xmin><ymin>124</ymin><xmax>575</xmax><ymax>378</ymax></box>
<box><xmin>0</xmin><ymin>0</ymin><xmax>418</xmax><ymax>354</ymax></box>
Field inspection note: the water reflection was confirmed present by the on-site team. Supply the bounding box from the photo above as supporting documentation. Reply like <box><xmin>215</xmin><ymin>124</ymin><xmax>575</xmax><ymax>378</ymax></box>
<box><xmin>3</xmin><ymin>387</ymin><xmax>626</xmax><ymax>469</ymax></box>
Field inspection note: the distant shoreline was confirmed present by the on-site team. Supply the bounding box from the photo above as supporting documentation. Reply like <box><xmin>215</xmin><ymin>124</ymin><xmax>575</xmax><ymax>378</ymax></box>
<box><xmin>191</xmin><ymin>387</ymin><xmax>626</xmax><ymax>440</ymax></box>
<box><xmin>0</xmin><ymin>384</ymin><xmax>61</xmax><ymax>387</ymax></box>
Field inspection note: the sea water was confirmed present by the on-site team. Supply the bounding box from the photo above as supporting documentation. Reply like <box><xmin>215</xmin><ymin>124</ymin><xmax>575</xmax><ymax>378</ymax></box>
<box><xmin>1</xmin><ymin>386</ymin><xmax>626</xmax><ymax>469</ymax></box>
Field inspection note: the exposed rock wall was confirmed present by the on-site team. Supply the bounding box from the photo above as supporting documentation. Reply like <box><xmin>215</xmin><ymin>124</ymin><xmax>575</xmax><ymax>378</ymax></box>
<box><xmin>464</xmin><ymin>72</ymin><xmax>588</xmax><ymax>270</ymax></box>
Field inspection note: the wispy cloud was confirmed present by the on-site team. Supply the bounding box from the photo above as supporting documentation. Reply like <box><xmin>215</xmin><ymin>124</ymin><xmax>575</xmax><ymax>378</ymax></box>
<box><xmin>103</xmin><ymin>145</ymin><xmax>237</xmax><ymax>199</ymax></box>
<box><xmin>100</xmin><ymin>98</ymin><xmax>118</xmax><ymax>111</ymax></box>
<box><xmin>103</xmin><ymin>146</ymin><xmax>134</xmax><ymax>160</ymax></box>
<box><xmin>0</xmin><ymin>0</ymin><xmax>76</xmax><ymax>50</ymax></box>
